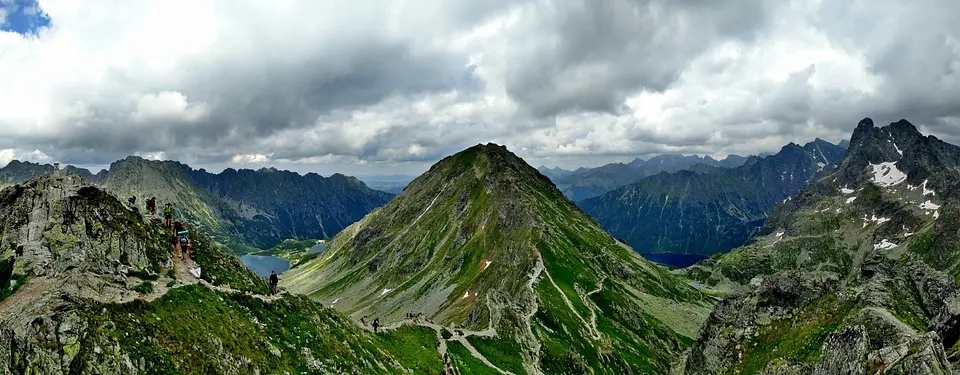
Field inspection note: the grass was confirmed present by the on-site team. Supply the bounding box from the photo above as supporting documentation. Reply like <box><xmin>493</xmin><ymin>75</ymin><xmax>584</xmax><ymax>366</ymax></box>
<box><xmin>74</xmin><ymin>285</ymin><xmax>445</xmax><ymax>374</ymax></box>
<box><xmin>447</xmin><ymin>341</ymin><xmax>502</xmax><ymax>375</ymax></box>
<box><xmin>468</xmin><ymin>336</ymin><xmax>527</xmax><ymax>375</ymax></box>
<box><xmin>732</xmin><ymin>294</ymin><xmax>856</xmax><ymax>374</ymax></box>
<box><xmin>134</xmin><ymin>281</ymin><xmax>154</xmax><ymax>294</ymax></box>
<box><xmin>376</xmin><ymin>326</ymin><xmax>444</xmax><ymax>373</ymax></box>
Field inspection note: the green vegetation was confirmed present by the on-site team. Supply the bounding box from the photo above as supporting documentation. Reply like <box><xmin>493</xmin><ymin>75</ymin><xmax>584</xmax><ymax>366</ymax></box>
<box><xmin>468</xmin><ymin>336</ymin><xmax>527</xmax><ymax>375</ymax></box>
<box><xmin>447</xmin><ymin>341</ymin><xmax>501</xmax><ymax>375</ymax></box>
<box><xmin>733</xmin><ymin>294</ymin><xmax>856</xmax><ymax>374</ymax></box>
<box><xmin>134</xmin><ymin>281</ymin><xmax>154</xmax><ymax>294</ymax></box>
<box><xmin>376</xmin><ymin>326</ymin><xmax>444</xmax><ymax>373</ymax></box>
<box><xmin>129</xmin><ymin>269</ymin><xmax>160</xmax><ymax>281</ymax></box>
<box><xmin>74</xmin><ymin>285</ymin><xmax>445</xmax><ymax>374</ymax></box>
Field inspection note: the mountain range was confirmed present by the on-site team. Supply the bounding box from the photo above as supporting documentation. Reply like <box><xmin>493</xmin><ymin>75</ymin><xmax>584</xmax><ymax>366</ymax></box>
<box><xmin>283</xmin><ymin>143</ymin><xmax>716</xmax><ymax>373</ymax></box>
<box><xmin>540</xmin><ymin>153</ymin><xmax>751</xmax><ymax>201</ymax></box>
<box><xmin>680</xmin><ymin>118</ymin><xmax>960</xmax><ymax>373</ymax></box>
<box><xmin>0</xmin><ymin>157</ymin><xmax>392</xmax><ymax>253</ymax></box>
<box><xmin>580</xmin><ymin>138</ymin><xmax>847</xmax><ymax>258</ymax></box>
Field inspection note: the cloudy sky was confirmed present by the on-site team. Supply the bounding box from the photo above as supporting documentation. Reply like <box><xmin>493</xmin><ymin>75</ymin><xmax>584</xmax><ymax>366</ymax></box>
<box><xmin>1</xmin><ymin>0</ymin><xmax>958</xmax><ymax>177</ymax></box>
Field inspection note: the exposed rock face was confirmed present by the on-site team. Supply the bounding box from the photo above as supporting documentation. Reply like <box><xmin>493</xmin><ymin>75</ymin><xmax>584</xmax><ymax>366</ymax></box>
<box><xmin>0</xmin><ymin>172</ymin><xmax>448</xmax><ymax>374</ymax></box>
<box><xmin>682</xmin><ymin>119</ymin><xmax>960</xmax><ymax>375</ymax></box>
<box><xmin>0</xmin><ymin>172</ymin><xmax>170</xmax><ymax>280</ymax></box>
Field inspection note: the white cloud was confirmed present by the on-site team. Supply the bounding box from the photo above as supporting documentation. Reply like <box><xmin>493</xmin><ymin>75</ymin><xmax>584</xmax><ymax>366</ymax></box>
<box><xmin>0</xmin><ymin>0</ymin><xmax>956</xmax><ymax>174</ymax></box>
<box><xmin>231</xmin><ymin>153</ymin><xmax>272</xmax><ymax>164</ymax></box>
<box><xmin>130</xmin><ymin>91</ymin><xmax>208</xmax><ymax>124</ymax></box>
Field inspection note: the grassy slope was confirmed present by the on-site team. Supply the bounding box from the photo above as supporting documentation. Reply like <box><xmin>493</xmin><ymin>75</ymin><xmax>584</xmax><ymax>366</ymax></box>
<box><xmin>284</xmin><ymin>144</ymin><xmax>714</xmax><ymax>374</ymax></box>
<box><xmin>74</xmin><ymin>285</ymin><xmax>445</xmax><ymax>374</ymax></box>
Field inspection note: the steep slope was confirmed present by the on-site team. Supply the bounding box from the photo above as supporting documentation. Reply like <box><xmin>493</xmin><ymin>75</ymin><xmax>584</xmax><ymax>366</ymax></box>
<box><xmin>101</xmin><ymin>156</ymin><xmax>392</xmax><ymax>252</ymax></box>
<box><xmin>0</xmin><ymin>172</ymin><xmax>451</xmax><ymax>374</ymax></box>
<box><xmin>283</xmin><ymin>143</ymin><xmax>715</xmax><ymax>374</ymax></box>
<box><xmin>681</xmin><ymin>118</ymin><xmax>960</xmax><ymax>374</ymax></box>
<box><xmin>581</xmin><ymin>138</ymin><xmax>847</xmax><ymax>257</ymax></box>
<box><xmin>551</xmin><ymin>153</ymin><xmax>750</xmax><ymax>201</ymax></box>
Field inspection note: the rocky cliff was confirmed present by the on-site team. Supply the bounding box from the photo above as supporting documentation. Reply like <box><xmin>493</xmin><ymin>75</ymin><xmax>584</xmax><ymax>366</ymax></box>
<box><xmin>680</xmin><ymin>119</ymin><xmax>960</xmax><ymax>374</ymax></box>
<box><xmin>0</xmin><ymin>172</ymin><xmax>453</xmax><ymax>374</ymax></box>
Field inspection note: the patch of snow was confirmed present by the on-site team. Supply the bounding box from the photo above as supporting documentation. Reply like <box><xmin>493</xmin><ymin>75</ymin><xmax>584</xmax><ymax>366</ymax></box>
<box><xmin>483</xmin><ymin>260</ymin><xmax>492</xmax><ymax>270</ymax></box>
<box><xmin>836</xmin><ymin>208</ymin><xmax>842</xmax><ymax>213</ymax></box>
<box><xmin>776</xmin><ymin>231</ymin><xmax>784</xmax><ymax>237</ymax></box>
<box><xmin>841</xmin><ymin>188</ymin><xmax>855</xmax><ymax>194</ymax></box>
<box><xmin>920</xmin><ymin>200</ymin><xmax>940</xmax><ymax>210</ymax></box>
<box><xmin>934</xmin><ymin>211</ymin><xmax>940</xmax><ymax>219</ymax></box>
<box><xmin>380</xmin><ymin>288</ymin><xmax>392</xmax><ymax>296</ymax></box>
<box><xmin>874</xmin><ymin>239</ymin><xmax>898</xmax><ymax>250</ymax></box>
<box><xmin>189</xmin><ymin>267</ymin><xmax>201</xmax><ymax>278</ymax></box>
<box><xmin>846</xmin><ymin>196</ymin><xmax>857</xmax><ymax>204</ymax></box>
<box><xmin>331</xmin><ymin>298</ymin><xmax>340</xmax><ymax>305</ymax></box>
<box><xmin>462</xmin><ymin>291</ymin><xmax>470</xmax><ymax>299</ymax></box>
<box><xmin>905</xmin><ymin>232</ymin><xmax>914</xmax><ymax>237</ymax></box>
<box><xmin>869</xmin><ymin>162</ymin><xmax>907</xmax><ymax>187</ymax></box>
<box><xmin>893</xmin><ymin>142</ymin><xmax>903</xmax><ymax>156</ymax></box>
<box><xmin>907</xmin><ymin>184</ymin><xmax>917</xmax><ymax>191</ymax></box>
<box><xmin>862</xmin><ymin>222</ymin><xmax>868</xmax><ymax>229</ymax></box>
<box><xmin>817</xmin><ymin>162</ymin><xmax>826</xmax><ymax>171</ymax></box>
<box><xmin>869</xmin><ymin>215</ymin><xmax>891</xmax><ymax>225</ymax></box>
<box><xmin>922</xmin><ymin>180</ymin><xmax>936</xmax><ymax>196</ymax></box>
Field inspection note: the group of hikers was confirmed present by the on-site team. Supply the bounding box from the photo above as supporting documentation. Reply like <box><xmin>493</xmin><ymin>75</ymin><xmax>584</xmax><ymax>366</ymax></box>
<box><xmin>128</xmin><ymin>195</ymin><xmax>191</xmax><ymax>262</ymax></box>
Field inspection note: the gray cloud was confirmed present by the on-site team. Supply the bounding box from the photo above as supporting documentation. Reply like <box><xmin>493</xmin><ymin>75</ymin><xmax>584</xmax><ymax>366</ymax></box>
<box><xmin>0</xmin><ymin>0</ymin><xmax>958</xmax><ymax>174</ymax></box>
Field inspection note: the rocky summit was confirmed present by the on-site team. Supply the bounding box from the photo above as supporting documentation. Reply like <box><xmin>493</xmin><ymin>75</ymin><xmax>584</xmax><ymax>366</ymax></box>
<box><xmin>283</xmin><ymin>143</ymin><xmax>716</xmax><ymax>374</ymax></box>
<box><xmin>680</xmin><ymin>119</ymin><xmax>960</xmax><ymax>374</ymax></box>
<box><xmin>0</xmin><ymin>171</ymin><xmax>453</xmax><ymax>374</ymax></box>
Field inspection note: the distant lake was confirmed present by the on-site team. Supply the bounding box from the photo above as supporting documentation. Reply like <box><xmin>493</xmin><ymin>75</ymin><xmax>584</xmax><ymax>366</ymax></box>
<box><xmin>239</xmin><ymin>254</ymin><xmax>291</xmax><ymax>277</ymax></box>
<box><xmin>307</xmin><ymin>243</ymin><xmax>326</xmax><ymax>254</ymax></box>
<box><xmin>640</xmin><ymin>253</ymin><xmax>708</xmax><ymax>268</ymax></box>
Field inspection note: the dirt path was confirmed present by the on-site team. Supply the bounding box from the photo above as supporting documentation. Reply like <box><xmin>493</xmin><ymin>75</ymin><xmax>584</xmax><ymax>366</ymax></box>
<box><xmin>366</xmin><ymin>318</ymin><xmax>511</xmax><ymax>374</ymax></box>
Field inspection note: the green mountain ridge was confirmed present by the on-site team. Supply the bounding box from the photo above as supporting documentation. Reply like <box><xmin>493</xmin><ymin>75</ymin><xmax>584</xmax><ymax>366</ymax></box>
<box><xmin>0</xmin><ymin>156</ymin><xmax>393</xmax><ymax>253</ymax></box>
<box><xmin>283</xmin><ymin>143</ymin><xmax>716</xmax><ymax>374</ymax></box>
<box><xmin>679</xmin><ymin>118</ymin><xmax>960</xmax><ymax>374</ymax></box>
<box><xmin>581</xmin><ymin>138</ymin><xmax>847</xmax><ymax>256</ymax></box>
<box><xmin>0</xmin><ymin>171</ymin><xmax>456</xmax><ymax>374</ymax></box>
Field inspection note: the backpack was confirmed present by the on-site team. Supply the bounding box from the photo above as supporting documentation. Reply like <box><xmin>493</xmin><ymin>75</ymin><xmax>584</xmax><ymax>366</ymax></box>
<box><xmin>179</xmin><ymin>235</ymin><xmax>189</xmax><ymax>246</ymax></box>
<box><xmin>164</xmin><ymin>205</ymin><xmax>172</xmax><ymax>214</ymax></box>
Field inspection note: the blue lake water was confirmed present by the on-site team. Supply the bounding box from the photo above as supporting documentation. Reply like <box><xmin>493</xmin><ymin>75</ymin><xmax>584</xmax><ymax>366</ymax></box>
<box><xmin>307</xmin><ymin>243</ymin><xmax>326</xmax><ymax>254</ymax></box>
<box><xmin>239</xmin><ymin>254</ymin><xmax>291</xmax><ymax>277</ymax></box>
<box><xmin>640</xmin><ymin>253</ymin><xmax>709</xmax><ymax>268</ymax></box>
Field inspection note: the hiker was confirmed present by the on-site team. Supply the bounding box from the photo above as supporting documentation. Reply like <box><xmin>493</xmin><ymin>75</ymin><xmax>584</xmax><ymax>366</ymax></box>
<box><xmin>147</xmin><ymin>197</ymin><xmax>157</xmax><ymax>217</ymax></box>
<box><xmin>269</xmin><ymin>270</ymin><xmax>279</xmax><ymax>295</ymax></box>
<box><xmin>373</xmin><ymin>318</ymin><xmax>380</xmax><ymax>333</ymax></box>
<box><xmin>128</xmin><ymin>196</ymin><xmax>136</xmax><ymax>208</ymax></box>
<box><xmin>361</xmin><ymin>317</ymin><xmax>365</xmax><ymax>325</ymax></box>
<box><xmin>178</xmin><ymin>232</ymin><xmax>191</xmax><ymax>261</ymax></box>
<box><xmin>173</xmin><ymin>220</ymin><xmax>185</xmax><ymax>234</ymax></box>
<box><xmin>163</xmin><ymin>203</ymin><xmax>173</xmax><ymax>228</ymax></box>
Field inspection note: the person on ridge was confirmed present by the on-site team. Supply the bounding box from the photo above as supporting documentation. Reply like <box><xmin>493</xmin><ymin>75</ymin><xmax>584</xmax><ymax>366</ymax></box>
<box><xmin>163</xmin><ymin>203</ymin><xmax>174</xmax><ymax>229</ymax></box>
<box><xmin>128</xmin><ymin>196</ymin><xmax>136</xmax><ymax>208</ymax></box>
<box><xmin>179</xmin><ymin>233</ymin><xmax>191</xmax><ymax>261</ymax></box>
<box><xmin>373</xmin><ymin>318</ymin><xmax>380</xmax><ymax>333</ymax></box>
<box><xmin>147</xmin><ymin>197</ymin><xmax>157</xmax><ymax>217</ymax></box>
<box><xmin>269</xmin><ymin>270</ymin><xmax>279</xmax><ymax>295</ymax></box>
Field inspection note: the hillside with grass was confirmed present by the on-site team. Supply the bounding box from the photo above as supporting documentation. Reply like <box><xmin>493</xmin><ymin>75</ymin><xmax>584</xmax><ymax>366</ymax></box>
<box><xmin>283</xmin><ymin>143</ymin><xmax>716</xmax><ymax>374</ymax></box>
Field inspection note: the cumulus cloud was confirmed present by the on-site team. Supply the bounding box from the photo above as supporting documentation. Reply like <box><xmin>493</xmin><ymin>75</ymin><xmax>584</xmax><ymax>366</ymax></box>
<box><xmin>0</xmin><ymin>0</ymin><xmax>957</xmax><ymax>174</ymax></box>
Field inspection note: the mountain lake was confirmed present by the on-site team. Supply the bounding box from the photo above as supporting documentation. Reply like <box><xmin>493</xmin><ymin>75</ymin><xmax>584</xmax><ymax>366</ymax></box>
<box><xmin>239</xmin><ymin>254</ymin><xmax>291</xmax><ymax>277</ymax></box>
